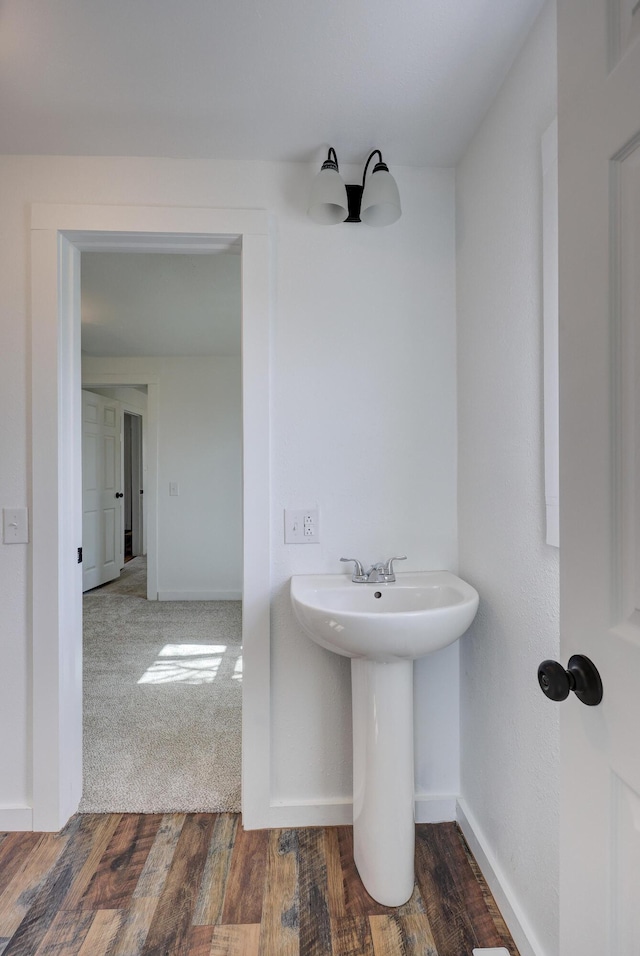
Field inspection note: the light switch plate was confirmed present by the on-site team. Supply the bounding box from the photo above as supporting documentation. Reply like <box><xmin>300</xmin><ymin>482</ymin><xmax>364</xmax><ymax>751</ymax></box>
<box><xmin>3</xmin><ymin>508</ymin><xmax>29</xmax><ymax>544</ymax></box>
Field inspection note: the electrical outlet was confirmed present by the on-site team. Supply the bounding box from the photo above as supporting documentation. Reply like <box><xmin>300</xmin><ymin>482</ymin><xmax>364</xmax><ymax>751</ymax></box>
<box><xmin>285</xmin><ymin>508</ymin><xmax>319</xmax><ymax>543</ymax></box>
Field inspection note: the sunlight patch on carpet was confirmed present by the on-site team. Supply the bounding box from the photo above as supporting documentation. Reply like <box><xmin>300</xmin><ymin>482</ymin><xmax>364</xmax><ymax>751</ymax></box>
<box><xmin>138</xmin><ymin>643</ymin><xmax>242</xmax><ymax>685</ymax></box>
<box><xmin>159</xmin><ymin>643</ymin><xmax>228</xmax><ymax>657</ymax></box>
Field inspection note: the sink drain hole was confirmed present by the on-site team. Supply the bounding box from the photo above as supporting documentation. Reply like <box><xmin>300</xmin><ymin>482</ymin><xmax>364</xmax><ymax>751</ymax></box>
<box><xmin>374</xmin><ymin>591</ymin><xmax>382</xmax><ymax>599</ymax></box>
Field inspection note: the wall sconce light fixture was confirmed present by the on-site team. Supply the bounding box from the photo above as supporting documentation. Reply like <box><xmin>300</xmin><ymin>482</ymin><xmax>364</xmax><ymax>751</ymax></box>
<box><xmin>308</xmin><ymin>148</ymin><xmax>401</xmax><ymax>226</ymax></box>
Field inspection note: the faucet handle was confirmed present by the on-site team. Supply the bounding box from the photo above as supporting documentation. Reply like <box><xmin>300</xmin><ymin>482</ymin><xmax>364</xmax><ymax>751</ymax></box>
<box><xmin>384</xmin><ymin>555</ymin><xmax>407</xmax><ymax>574</ymax></box>
<box><xmin>340</xmin><ymin>557</ymin><xmax>365</xmax><ymax>578</ymax></box>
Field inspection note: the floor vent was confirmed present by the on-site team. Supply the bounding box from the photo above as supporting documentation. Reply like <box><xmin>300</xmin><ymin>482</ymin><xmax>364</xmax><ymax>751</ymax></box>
<box><xmin>472</xmin><ymin>950</ymin><xmax>511</xmax><ymax>956</ymax></box>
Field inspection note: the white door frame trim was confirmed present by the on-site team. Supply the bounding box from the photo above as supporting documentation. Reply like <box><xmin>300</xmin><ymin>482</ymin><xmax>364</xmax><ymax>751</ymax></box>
<box><xmin>30</xmin><ymin>204</ymin><xmax>270</xmax><ymax>831</ymax></box>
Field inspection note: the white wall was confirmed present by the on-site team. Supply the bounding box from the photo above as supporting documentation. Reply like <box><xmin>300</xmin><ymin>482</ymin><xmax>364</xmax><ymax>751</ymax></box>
<box><xmin>81</xmin><ymin>252</ymin><xmax>241</xmax><ymax>357</ymax></box>
<box><xmin>84</xmin><ymin>356</ymin><xmax>242</xmax><ymax>599</ymax></box>
<box><xmin>0</xmin><ymin>156</ymin><xmax>457</xmax><ymax>819</ymax></box>
<box><xmin>456</xmin><ymin>3</ymin><xmax>559</xmax><ymax>955</ymax></box>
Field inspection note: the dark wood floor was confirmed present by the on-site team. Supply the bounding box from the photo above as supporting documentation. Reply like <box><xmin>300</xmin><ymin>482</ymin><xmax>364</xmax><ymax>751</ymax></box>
<box><xmin>0</xmin><ymin>815</ymin><xmax>519</xmax><ymax>955</ymax></box>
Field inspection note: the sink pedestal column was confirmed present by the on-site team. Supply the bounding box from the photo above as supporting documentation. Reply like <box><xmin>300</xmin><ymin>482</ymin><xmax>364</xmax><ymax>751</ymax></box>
<box><xmin>351</xmin><ymin>658</ymin><xmax>415</xmax><ymax>906</ymax></box>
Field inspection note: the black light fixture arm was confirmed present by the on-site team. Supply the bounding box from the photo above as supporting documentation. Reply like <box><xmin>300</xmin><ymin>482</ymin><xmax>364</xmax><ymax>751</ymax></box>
<box><xmin>322</xmin><ymin>147</ymin><xmax>340</xmax><ymax>172</ymax></box>
<box><xmin>361</xmin><ymin>149</ymin><xmax>384</xmax><ymax>188</ymax></box>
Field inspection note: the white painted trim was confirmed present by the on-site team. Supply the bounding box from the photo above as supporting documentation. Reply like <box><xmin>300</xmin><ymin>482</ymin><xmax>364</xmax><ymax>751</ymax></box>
<box><xmin>545</xmin><ymin>500</ymin><xmax>559</xmax><ymax>548</ymax></box>
<box><xmin>541</xmin><ymin>117</ymin><xmax>557</xmax><ymax>175</ymax></box>
<box><xmin>31</xmin><ymin>203</ymin><xmax>271</xmax><ymax>832</ymax></box>
<box><xmin>266</xmin><ymin>792</ymin><xmax>457</xmax><ymax>829</ymax></box>
<box><xmin>269</xmin><ymin>798</ymin><xmax>353</xmax><ymax>828</ymax></box>
<box><xmin>542</xmin><ymin>118</ymin><xmax>559</xmax><ymax>549</ymax></box>
<box><xmin>457</xmin><ymin>798</ymin><xmax>548</xmax><ymax>956</ymax></box>
<box><xmin>239</xmin><ymin>232</ymin><xmax>271</xmax><ymax>829</ymax></box>
<box><xmin>0</xmin><ymin>807</ymin><xmax>34</xmax><ymax>831</ymax></box>
<box><xmin>158</xmin><ymin>590</ymin><xmax>242</xmax><ymax>601</ymax></box>
<box><xmin>63</xmin><ymin>234</ymin><xmax>242</xmax><ymax>255</ymax></box>
<box><xmin>414</xmin><ymin>792</ymin><xmax>457</xmax><ymax>823</ymax></box>
<box><xmin>31</xmin><ymin>204</ymin><xmax>267</xmax><ymax>237</ymax></box>
<box><xmin>32</xmin><ymin>232</ymin><xmax>84</xmax><ymax>831</ymax></box>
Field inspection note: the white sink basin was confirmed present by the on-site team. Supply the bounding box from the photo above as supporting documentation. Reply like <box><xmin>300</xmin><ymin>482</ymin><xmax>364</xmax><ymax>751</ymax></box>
<box><xmin>290</xmin><ymin>570</ymin><xmax>479</xmax><ymax>662</ymax></box>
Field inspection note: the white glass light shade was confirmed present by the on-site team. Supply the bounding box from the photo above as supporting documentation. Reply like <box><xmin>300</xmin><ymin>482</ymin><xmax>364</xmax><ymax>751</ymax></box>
<box><xmin>360</xmin><ymin>169</ymin><xmax>401</xmax><ymax>226</ymax></box>
<box><xmin>307</xmin><ymin>167</ymin><xmax>349</xmax><ymax>225</ymax></box>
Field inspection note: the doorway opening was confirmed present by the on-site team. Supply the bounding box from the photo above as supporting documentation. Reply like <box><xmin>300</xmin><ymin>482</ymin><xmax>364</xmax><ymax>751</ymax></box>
<box><xmin>30</xmin><ymin>205</ymin><xmax>270</xmax><ymax>832</ymax></box>
<box><xmin>78</xmin><ymin>250</ymin><xmax>243</xmax><ymax>813</ymax></box>
<box><xmin>124</xmin><ymin>410</ymin><xmax>144</xmax><ymax>563</ymax></box>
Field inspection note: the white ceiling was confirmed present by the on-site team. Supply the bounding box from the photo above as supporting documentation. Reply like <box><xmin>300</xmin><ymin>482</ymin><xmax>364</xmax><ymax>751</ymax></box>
<box><xmin>81</xmin><ymin>253</ymin><xmax>241</xmax><ymax>357</ymax></box>
<box><xmin>0</xmin><ymin>0</ymin><xmax>544</xmax><ymax>166</ymax></box>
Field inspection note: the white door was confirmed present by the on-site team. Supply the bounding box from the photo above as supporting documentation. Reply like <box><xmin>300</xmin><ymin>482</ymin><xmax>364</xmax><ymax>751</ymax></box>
<box><xmin>82</xmin><ymin>390</ymin><xmax>123</xmax><ymax>591</ymax></box>
<box><xmin>559</xmin><ymin>2</ymin><xmax>640</xmax><ymax>951</ymax></box>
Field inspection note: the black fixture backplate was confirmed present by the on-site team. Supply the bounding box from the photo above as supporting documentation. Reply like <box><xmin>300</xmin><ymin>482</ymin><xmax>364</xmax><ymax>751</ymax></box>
<box><xmin>345</xmin><ymin>184</ymin><xmax>364</xmax><ymax>222</ymax></box>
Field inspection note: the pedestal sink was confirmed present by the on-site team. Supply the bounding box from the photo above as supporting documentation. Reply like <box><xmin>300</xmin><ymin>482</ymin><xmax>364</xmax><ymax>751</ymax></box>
<box><xmin>290</xmin><ymin>570</ymin><xmax>479</xmax><ymax>906</ymax></box>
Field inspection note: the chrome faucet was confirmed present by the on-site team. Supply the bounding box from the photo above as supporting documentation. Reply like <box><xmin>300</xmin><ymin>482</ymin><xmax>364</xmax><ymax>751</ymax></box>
<box><xmin>340</xmin><ymin>556</ymin><xmax>407</xmax><ymax>583</ymax></box>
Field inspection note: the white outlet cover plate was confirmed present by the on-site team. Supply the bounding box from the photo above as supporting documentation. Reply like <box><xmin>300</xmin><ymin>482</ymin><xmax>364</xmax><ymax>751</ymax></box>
<box><xmin>284</xmin><ymin>508</ymin><xmax>319</xmax><ymax>543</ymax></box>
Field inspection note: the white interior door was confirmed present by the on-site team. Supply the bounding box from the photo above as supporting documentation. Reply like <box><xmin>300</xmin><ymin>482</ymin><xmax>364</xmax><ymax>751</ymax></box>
<box><xmin>82</xmin><ymin>390</ymin><xmax>123</xmax><ymax>591</ymax></box>
<box><xmin>558</xmin><ymin>2</ymin><xmax>640</xmax><ymax>951</ymax></box>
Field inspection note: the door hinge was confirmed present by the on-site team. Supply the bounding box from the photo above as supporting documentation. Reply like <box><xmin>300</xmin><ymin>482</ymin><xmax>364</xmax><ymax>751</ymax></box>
<box><xmin>77</xmin><ymin>547</ymin><xmax>83</xmax><ymax>564</ymax></box>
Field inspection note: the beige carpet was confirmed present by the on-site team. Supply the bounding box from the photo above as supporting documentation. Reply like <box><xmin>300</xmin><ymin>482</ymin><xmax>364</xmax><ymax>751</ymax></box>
<box><xmin>80</xmin><ymin>556</ymin><xmax>242</xmax><ymax>813</ymax></box>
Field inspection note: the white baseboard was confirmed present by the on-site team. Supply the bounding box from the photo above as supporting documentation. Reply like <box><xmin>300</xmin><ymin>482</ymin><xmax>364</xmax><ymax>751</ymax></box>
<box><xmin>0</xmin><ymin>806</ymin><xmax>33</xmax><ymax>831</ymax></box>
<box><xmin>415</xmin><ymin>793</ymin><xmax>457</xmax><ymax>823</ymax></box>
<box><xmin>457</xmin><ymin>799</ymin><xmax>548</xmax><ymax>956</ymax></box>
<box><xmin>268</xmin><ymin>797</ymin><xmax>353</xmax><ymax>828</ymax></box>
<box><xmin>157</xmin><ymin>590</ymin><xmax>242</xmax><ymax>601</ymax></box>
<box><xmin>260</xmin><ymin>793</ymin><xmax>457</xmax><ymax>830</ymax></box>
